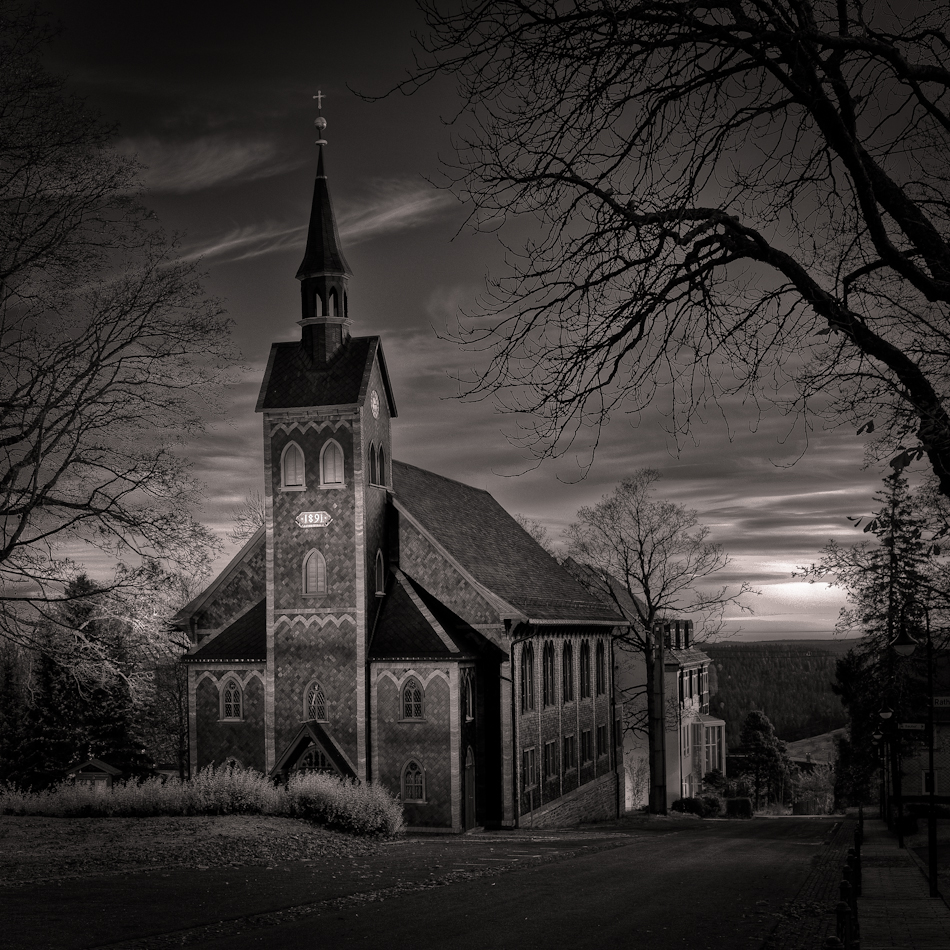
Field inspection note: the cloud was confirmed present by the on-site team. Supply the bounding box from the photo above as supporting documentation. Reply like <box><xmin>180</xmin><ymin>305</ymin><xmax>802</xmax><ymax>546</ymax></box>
<box><xmin>339</xmin><ymin>180</ymin><xmax>455</xmax><ymax>245</ymax></box>
<box><xmin>119</xmin><ymin>135</ymin><xmax>304</xmax><ymax>194</ymax></box>
<box><xmin>179</xmin><ymin>223</ymin><xmax>306</xmax><ymax>264</ymax></box>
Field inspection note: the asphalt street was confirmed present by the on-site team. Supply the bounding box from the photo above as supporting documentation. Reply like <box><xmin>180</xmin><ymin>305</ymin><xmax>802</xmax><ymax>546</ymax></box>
<box><xmin>1</xmin><ymin>816</ymin><xmax>843</xmax><ymax>950</ymax></box>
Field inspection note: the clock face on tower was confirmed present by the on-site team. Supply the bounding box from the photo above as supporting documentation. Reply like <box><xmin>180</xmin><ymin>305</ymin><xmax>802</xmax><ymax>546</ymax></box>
<box><xmin>370</xmin><ymin>390</ymin><xmax>379</xmax><ymax>419</ymax></box>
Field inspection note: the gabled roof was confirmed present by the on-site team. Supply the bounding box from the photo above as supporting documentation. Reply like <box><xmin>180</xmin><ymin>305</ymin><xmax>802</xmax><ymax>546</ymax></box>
<box><xmin>271</xmin><ymin>721</ymin><xmax>357</xmax><ymax>778</ymax></box>
<box><xmin>173</xmin><ymin>527</ymin><xmax>264</xmax><ymax>626</ymax></box>
<box><xmin>391</xmin><ymin>461</ymin><xmax>622</xmax><ymax>625</ymax></box>
<box><xmin>256</xmin><ymin>335</ymin><xmax>397</xmax><ymax>416</ymax></box>
<box><xmin>183</xmin><ymin>599</ymin><xmax>266</xmax><ymax>664</ymax></box>
<box><xmin>369</xmin><ymin>569</ymin><xmax>499</xmax><ymax>661</ymax></box>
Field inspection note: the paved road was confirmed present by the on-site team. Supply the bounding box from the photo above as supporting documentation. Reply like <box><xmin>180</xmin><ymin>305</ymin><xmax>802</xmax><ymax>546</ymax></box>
<box><xmin>2</xmin><ymin>817</ymin><xmax>842</xmax><ymax>949</ymax></box>
<box><xmin>87</xmin><ymin>818</ymin><xmax>838</xmax><ymax>950</ymax></box>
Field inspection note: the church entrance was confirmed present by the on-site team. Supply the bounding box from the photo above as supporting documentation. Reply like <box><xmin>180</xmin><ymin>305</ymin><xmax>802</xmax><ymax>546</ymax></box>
<box><xmin>464</xmin><ymin>746</ymin><xmax>476</xmax><ymax>829</ymax></box>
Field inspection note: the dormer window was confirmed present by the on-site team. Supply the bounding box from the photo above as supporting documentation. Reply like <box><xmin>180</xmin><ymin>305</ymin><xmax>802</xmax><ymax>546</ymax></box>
<box><xmin>281</xmin><ymin>442</ymin><xmax>305</xmax><ymax>490</ymax></box>
<box><xmin>321</xmin><ymin>440</ymin><xmax>344</xmax><ymax>486</ymax></box>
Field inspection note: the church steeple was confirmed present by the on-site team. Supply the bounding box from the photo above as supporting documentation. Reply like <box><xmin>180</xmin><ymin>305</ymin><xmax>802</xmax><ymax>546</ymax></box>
<box><xmin>297</xmin><ymin>92</ymin><xmax>351</xmax><ymax>364</ymax></box>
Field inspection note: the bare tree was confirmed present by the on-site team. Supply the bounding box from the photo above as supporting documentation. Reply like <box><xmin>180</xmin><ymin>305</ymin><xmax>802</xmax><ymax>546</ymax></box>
<box><xmin>513</xmin><ymin>512</ymin><xmax>558</xmax><ymax>557</ymax></box>
<box><xmin>565</xmin><ymin>469</ymin><xmax>754</xmax><ymax>811</ymax></box>
<box><xmin>228</xmin><ymin>491</ymin><xmax>266</xmax><ymax>545</ymax></box>
<box><xmin>398</xmin><ymin>1</ymin><xmax>950</xmax><ymax>492</ymax></box>
<box><xmin>0</xmin><ymin>3</ymin><xmax>236</xmax><ymax>668</ymax></box>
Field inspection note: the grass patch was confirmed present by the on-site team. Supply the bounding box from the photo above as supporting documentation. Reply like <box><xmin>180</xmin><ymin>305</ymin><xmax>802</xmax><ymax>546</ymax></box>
<box><xmin>0</xmin><ymin>765</ymin><xmax>405</xmax><ymax>837</ymax></box>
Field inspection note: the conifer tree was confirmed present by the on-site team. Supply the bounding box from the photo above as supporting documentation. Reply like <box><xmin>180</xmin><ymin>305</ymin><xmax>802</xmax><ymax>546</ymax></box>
<box><xmin>739</xmin><ymin>710</ymin><xmax>791</xmax><ymax>810</ymax></box>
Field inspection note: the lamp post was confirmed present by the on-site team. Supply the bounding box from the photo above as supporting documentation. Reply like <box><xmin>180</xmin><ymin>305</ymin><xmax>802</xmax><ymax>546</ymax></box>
<box><xmin>878</xmin><ymin>700</ymin><xmax>906</xmax><ymax>847</ymax></box>
<box><xmin>891</xmin><ymin>617</ymin><xmax>939</xmax><ymax>898</ymax></box>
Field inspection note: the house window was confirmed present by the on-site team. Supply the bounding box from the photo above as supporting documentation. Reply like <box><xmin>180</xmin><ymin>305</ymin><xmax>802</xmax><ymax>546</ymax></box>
<box><xmin>562</xmin><ymin>642</ymin><xmax>574</xmax><ymax>703</ymax></box>
<box><xmin>580</xmin><ymin>641</ymin><xmax>591</xmax><ymax>699</ymax></box>
<box><xmin>281</xmin><ymin>441</ymin><xmax>305</xmax><ymax>489</ymax></box>
<box><xmin>542</xmin><ymin>641</ymin><xmax>556</xmax><ymax>706</ymax></box>
<box><xmin>375</xmin><ymin>549</ymin><xmax>385</xmax><ymax>595</ymax></box>
<box><xmin>463</xmin><ymin>672</ymin><xmax>475</xmax><ymax>721</ymax></box>
<box><xmin>320</xmin><ymin>440</ymin><xmax>344</xmax><ymax>486</ymax></box>
<box><xmin>923</xmin><ymin>771</ymin><xmax>939</xmax><ymax>794</ymax></box>
<box><xmin>305</xmin><ymin>682</ymin><xmax>328</xmax><ymax>721</ymax></box>
<box><xmin>678</xmin><ymin>671</ymin><xmax>685</xmax><ymax>705</ymax></box>
<box><xmin>378</xmin><ymin>446</ymin><xmax>386</xmax><ymax>485</ymax></box>
<box><xmin>368</xmin><ymin>443</ymin><xmax>378</xmax><ymax>485</ymax></box>
<box><xmin>563</xmin><ymin>734</ymin><xmax>577</xmax><ymax>771</ymax></box>
<box><xmin>402</xmin><ymin>678</ymin><xmax>424</xmax><ymax>720</ymax></box>
<box><xmin>705</xmin><ymin>725</ymin><xmax>722</xmax><ymax>774</ymax></box>
<box><xmin>522</xmin><ymin>748</ymin><xmax>537</xmax><ymax>789</ymax></box>
<box><xmin>520</xmin><ymin>643</ymin><xmax>535</xmax><ymax>713</ymax></box>
<box><xmin>302</xmin><ymin>550</ymin><xmax>327</xmax><ymax>596</ymax></box>
<box><xmin>581</xmin><ymin>729</ymin><xmax>593</xmax><ymax>763</ymax></box>
<box><xmin>543</xmin><ymin>740</ymin><xmax>557</xmax><ymax>780</ymax></box>
<box><xmin>298</xmin><ymin>746</ymin><xmax>332</xmax><ymax>772</ymax></box>
<box><xmin>402</xmin><ymin>760</ymin><xmax>425</xmax><ymax>802</ymax></box>
<box><xmin>596</xmin><ymin>723</ymin><xmax>608</xmax><ymax>757</ymax></box>
<box><xmin>221</xmin><ymin>679</ymin><xmax>243</xmax><ymax>720</ymax></box>
<box><xmin>595</xmin><ymin>640</ymin><xmax>607</xmax><ymax>695</ymax></box>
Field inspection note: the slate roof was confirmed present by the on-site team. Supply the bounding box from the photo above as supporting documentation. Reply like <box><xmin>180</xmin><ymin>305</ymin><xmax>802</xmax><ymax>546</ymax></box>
<box><xmin>369</xmin><ymin>570</ymin><xmax>494</xmax><ymax>660</ymax></box>
<box><xmin>256</xmin><ymin>335</ymin><xmax>397</xmax><ymax>416</ymax></box>
<box><xmin>391</xmin><ymin>461</ymin><xmax>621</xmax><ymax>624</ymax></box>
<box><xmin>295</xmin><ymin>148</ymin><xmax>352</xmax><ymax>280</ymax></box>
<box><xmin>183</xmin><ymin>599</ymin><xmax>266</xmax><ymax>663</ymax></box>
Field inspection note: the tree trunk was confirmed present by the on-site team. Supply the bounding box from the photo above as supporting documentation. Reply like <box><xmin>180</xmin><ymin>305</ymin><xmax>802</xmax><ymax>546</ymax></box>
<box><xmin>648</xmin><ymin>630</ymin><xmax>668</xmax><ymax>814</ymax></box>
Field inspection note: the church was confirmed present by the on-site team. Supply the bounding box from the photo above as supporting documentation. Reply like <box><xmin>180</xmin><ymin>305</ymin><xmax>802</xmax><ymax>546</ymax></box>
<box><xmin>174</xmin><ymin>108</ymin><xmax>627</xmax><ymax>831</ymax></box>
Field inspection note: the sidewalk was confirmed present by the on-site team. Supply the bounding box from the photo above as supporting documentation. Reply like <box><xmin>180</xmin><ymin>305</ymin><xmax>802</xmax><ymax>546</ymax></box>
<box><xmin>858</xmin><ymin>818</ymin><xmax>950</xmax><ymax>949</ymax></box>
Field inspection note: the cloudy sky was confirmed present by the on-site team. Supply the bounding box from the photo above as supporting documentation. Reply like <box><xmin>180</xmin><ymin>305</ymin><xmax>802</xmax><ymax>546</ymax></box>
<box><xmin>37</xmin><ymin>0</ymin><xmax>901</xmax><ymax>640</ymax></box>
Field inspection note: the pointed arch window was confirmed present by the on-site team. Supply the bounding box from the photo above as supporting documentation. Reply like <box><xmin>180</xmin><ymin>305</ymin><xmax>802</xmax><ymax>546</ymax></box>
<box><xmin>402</xmin><ymin>678</ymin><xmax>424</xmax><ymax>720</ymax></box>
<box><xmin>303</xmin><ymin>549</ymin><xmax>327</xmax><ymax>597</ymax></box>
<box><xmin>320</xmin><ymin>440</ymin><xmax>344</xmax><ymax>486</ymax></box>
<box><xmin>580</xmin><ymin>641</ymin><xmax>592</xmax><ymax>699</ymax></box>
<box><xmin>463</xmin><ymin>671</ymin><xmax>475</xmax><ymax>721</ymax></box>
<box><xmin>328</xmin><ymin>288</ymin><xmax>338</xmax><ymax>317</ymax></box>
<box><xmin>562</xmin><ymin>642</ymin><xmax>574</xmax><ymax>703</ymax></box>
<box><xmin>314</xmin><ymin>292</ymin><xmax>324</xmax><ymax>317</ymax></box>
<box><xmin>542</xmin><ymin>641</ymin><xmax>556</xmax><ymax>706</ymax></box>
<box><xmin>305</xmin><ymin>681</ymin><xmax>328</xmax><ymax>721</ymax></box>
<box><xmin>221</xmin><ymin>678</ymin><xmax>243</xmax><ymax>720</ymax></box>
<box><xmin>377</xmin><ymin>446</ymin><xmax>386</xmax><ymax>486</ymax></box>
<box><xmin>281</xmin><ymin>441</ymin><xmax>305</xmax><ymax>490</ymax></box>
<box><xmin>596</xmin><ymin>640</ymin><xmax>607</xmax><ymax>695</ymax></box>
<box><xmin>369</xmin><ymin>443</ymin><xmax>378</xmax><ymax>485</ymax></box>
<box><xmin>298</xmin><ymin>745</ymin><xmax>333</xmax><ymax>772</ymax></box>
<box><xmin>375</xmin><ymin>549</ymin><xmax>385</xmax><ymax>595</ymax></box>
<box><xmin>402</xmin><ymin>760</ymin><xmax>425</xmax><ymax>802</ymax></box>
<box><xmin>520</xmin><ymin>643</ymin><xmax>535</xmax><ymax>713</ymax></box>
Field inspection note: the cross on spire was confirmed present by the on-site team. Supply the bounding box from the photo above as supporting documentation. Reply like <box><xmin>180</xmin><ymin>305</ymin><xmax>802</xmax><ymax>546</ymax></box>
<box><xmin>313</xmin><ymin>90</ymin><xmax>324</xmax><ymax>111</ymax></box>
<box><xmin>313</xmin><ymin>90</ymin><xmax>328</xmax><ymax>146</ymax></box>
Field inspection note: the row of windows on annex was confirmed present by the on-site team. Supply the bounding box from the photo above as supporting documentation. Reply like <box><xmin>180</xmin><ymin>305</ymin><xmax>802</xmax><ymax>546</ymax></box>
<box><xmin>521</xmin><ymin>723</ymin><xmax>613</xmax><ymax>791</ymax></box>
<box><xmin>300</xmin><ymin>548</ymin><xmax>387</xmax><ymax>597</ymax></box>
<box><xmin>391</xmin><ymin>672</ymin><xmax>475</xmax><ymax>723</ymax></box>
<box><xmin>519</xmin><ymin>639</ymin><xmax>608</xmax><ymax>714</ymax></box>
<box><xmin>678</xmin><ymin>666</ymin><xmax>709</xmax><ymax>712</ymax></box>
<box><xmin>279</xmin><ymin>440</ymin><xmax>345</xmax><ymax>491</ymax></box>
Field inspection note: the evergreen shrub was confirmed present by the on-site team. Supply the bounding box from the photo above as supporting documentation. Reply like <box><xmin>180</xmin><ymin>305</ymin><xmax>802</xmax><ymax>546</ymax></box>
<box><xmin>670</xmin><ymin>797</ymin><xmax>705</xmax><ymax>816</ymax></box>
<box><xmin>726</xmin><ymin>797</ymin><xmax>754</xmax><ymax>819</ymax></box>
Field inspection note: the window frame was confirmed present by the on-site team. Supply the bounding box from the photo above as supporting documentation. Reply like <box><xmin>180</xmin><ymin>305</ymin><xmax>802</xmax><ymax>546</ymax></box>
<box><xmin>596</xmin><ymin>723</ymin><xmax>609</xmax><ymax>758</ymax></box>
<box><xmin>304</xmin><ymin>681</ymin><xmax>328</xmax><ymax>722</ymax></box>
<box><xmin>302</xmin><ymin>549</ymin><xmax>328</xmax><ymax>598</ymax></box>
<box><xmin>562</xmin><ymin>641</ymin><xmax>574</xmax><ymax>703</ymax></box>
<box><xmin>401</xmin><ymin>677</ymin><xmax>425</xmax><ymax>721</ymax></box>
<box><xmin>542</xmin><ymin>641</ymin><xmax>556</xmax><ymax>707</ymax></box>
<box><xmin>563</xmin><ymin>733</ymin><xmax>577</xmax><ymax>771</ymax></box>
<box><xmin>220</xmin><ymin>678</ymin><xmax>243</xmax><ymax>721</ymax></box>
<box><xmin>280</xmin><ymin>441</ymin><xmax>306</xmax><ymax>491</ymax></box>
<box><xmin>522</xmin><ymin>747</ymin><xmax>538</xmax><ymax>790</ymax></box>
<box><xmin>375</xmin><ymin>549</ymin><xmax>385</xmax><ymax>596</ymax></box>
<box><xmin>377</xmin><ymin>445</ymin><xmax>386</xmax><ymax>486</ymax></box>
<box><xmin>580</xmin><ymin>641</ymin><xmax>592</xmax><ymax>699</ymax></box>
<box><xmin>463</xmin><ymin>671</ymin><xmax>475</xmax><ymax>722</ymax></box>
<box><xmin>543</xmin><ymin>739</ymin><xmax>558</xmax><ymax>780</ymax></box>
<box><xmin>401</xmin><ymin>759</ymin><xmax>426</xmax><ymax>802</ymax></box>
<box><xmin>520</xmin><ymin>643</ymin><xmax>535</xmax><ymax>713</ymax></box>
<box><xmin>320</xmin><ymin>439</ymin><xmax>345</xmax><ymax>488</ymax></box>
<box><xmin>580</xmin><ymin>728</ymin><xmax>593</xmax><ymax>764</ymax></box>
<box><xmin>595</xmin><ymin>640</ymin><xmax>607</xmax><ymax>695</ymax></box>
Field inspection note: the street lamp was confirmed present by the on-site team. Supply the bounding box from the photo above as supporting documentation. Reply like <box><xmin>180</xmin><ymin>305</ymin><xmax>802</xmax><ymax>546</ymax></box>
<box><xmin>889</xmin><ymin>615</ymin><xmax>939</xmax><ymax>898</ymax></box>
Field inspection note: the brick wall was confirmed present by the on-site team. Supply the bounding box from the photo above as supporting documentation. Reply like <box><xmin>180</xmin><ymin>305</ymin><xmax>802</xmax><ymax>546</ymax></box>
<box><xmin>194</xmin><ymin>670</ymin><xmax>266</xmax><ymax>771</ymax></box>
<box><xmin>522</xmin><ymin>771</ymin><xmax>619</xmax><ymax>828</ymax></box>
<box><xmin>373</xmin><ymin>666</ymin><xmax>453</xmax><ymax>828</ymax></box>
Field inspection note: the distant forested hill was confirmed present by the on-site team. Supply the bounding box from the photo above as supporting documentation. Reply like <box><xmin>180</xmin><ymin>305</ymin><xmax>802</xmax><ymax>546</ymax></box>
<box><xmin>702</xmin><ymin>640</ymin><xmax>854</xmax><ymax>747</ymax></box>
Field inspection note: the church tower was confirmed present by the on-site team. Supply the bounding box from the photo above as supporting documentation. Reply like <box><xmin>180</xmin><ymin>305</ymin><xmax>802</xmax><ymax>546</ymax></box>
<box><xmin>256</xmin><ymin>99</ymin><xmax>396</xmax><ymax>778</ymax></box>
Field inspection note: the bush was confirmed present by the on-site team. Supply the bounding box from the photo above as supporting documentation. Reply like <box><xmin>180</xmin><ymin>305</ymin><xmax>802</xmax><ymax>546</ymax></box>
<box><xmin>726</xmin><ymin>797</ymin><xmax>754</xmax><ymax>819</ymax></box>
<box><xmin>671</xmin><ymin>797</ymin><xmax>705</xmax><ymax>816</ymax></box>
<box><xmin>0</xmin><ymin>765</ymin><xmax>404</xmax><ymax>837</ymax></box>
<box><xmin>698</xmin><ymin>794</ymin><xmax>722</xmax><ymax>817</ymax></box>
<box><xmin>286</xmin><ymin>771</ymin><xmax>404</xmax><ymax>837</ymax></box>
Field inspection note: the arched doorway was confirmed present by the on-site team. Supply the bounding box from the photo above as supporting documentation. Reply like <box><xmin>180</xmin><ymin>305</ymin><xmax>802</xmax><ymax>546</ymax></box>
<box><xmin>464</xmin><ymin>746</ymin><xmax>476</xmax><ymax>829</ymax></box>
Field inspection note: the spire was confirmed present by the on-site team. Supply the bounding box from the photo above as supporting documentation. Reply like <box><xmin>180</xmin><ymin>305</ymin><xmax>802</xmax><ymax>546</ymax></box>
<box><xmin>297</xmin><ymin>92</ymin><xmax>351</xmax><ymax>364</ymax></box>
<box><xmin>296</xmin><ymin>93</ymin><xmax>352</xmax><ymax>281</ymax></box>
